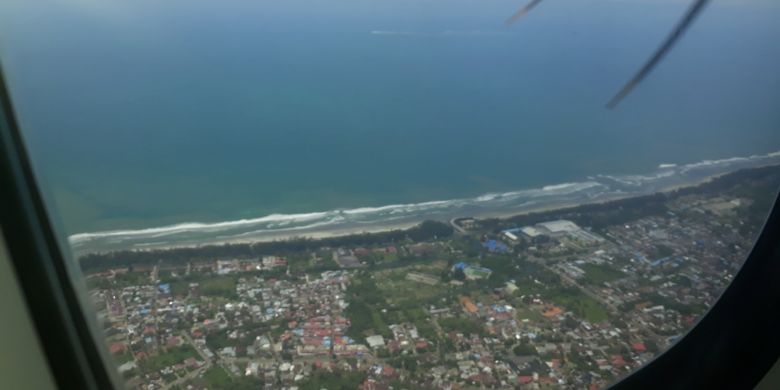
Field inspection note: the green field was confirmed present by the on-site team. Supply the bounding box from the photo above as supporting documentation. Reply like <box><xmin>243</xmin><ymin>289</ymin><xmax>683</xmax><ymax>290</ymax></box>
<box><xmin>299</xmin><ymin>371</ymin><xmax>366</xmax><ymax>390</ymax></box>
<box><xmin>200</xmin><ymin>276</ymin><xmax>237</xmax><ymax>297</ymax></box>
<box><xmin>191</xmin><ymin>366</ymin><xmax>264</xmax><ymax>390</ymax></box>
<box><xmin>202</xmin><ymin>366</ymin><xmax>232</xmax><ymax>388</ymax></box>
<box><xmin>514</xmin><ymin>304</ymin><xmax>546</xmax><ymax>323</ymax></box>
<box><xmin>580</xmin><ymin>263</ymin><xmax>626</xmax><ymax>284</ymax></box>
<box><xmin>438</xmin><ymin>317</ymin><xmax>484</xmax><ymax>336</ymax></box>
<box><xmin>548</xmin><ymin>288</ymin><xmax>609</xmax><ymax>323</ymax></box>
<box><xmin>141</xmin><ymin>345</ymin><xmax>199</xmax><ymax>372</ymax></box>
<box><xmin>375</xmin><ymin>268</ymin><xmax>448</xmax><ymax>305</ymax></box>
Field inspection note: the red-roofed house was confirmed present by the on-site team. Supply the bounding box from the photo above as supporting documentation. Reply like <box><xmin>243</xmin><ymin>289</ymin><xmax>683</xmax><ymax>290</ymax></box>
<box><xmin>184</xmin><ymin>358</ymin><xmax>201</xmax><ymax>369</ymax></box>
<box><xmin>632</xmin><ymin>342</ymin><xmax>647</xmax><ymax>353</ymax></box>
<box><xmin>382</xmin><ymin>365</ymin><xmax>395</xmax><ymax>377</ymax></box>
<box><xmin>166</xmin><ymin>336</ymin><xmax>181</xmax><ymax>348</ymax></box>
<box><xmin>109</xmin><ymin>343</ymin><xmax>126</xmax><ymax>355</ymax></box>
<box><xmin>611</xmin><ymin>355</ymin><xmax>627</xmax><ymax>367</ymax></box>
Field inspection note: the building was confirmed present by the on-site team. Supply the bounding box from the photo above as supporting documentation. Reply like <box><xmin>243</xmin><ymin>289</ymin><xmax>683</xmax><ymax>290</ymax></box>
<box><xmin>537</xmin><ymin>220</ymin><xmax>580</xmax><ymax>234</ymax></box>
<box><xmin>452</xmin><ymin>262</ymin><xmax>493</xmax><ymax>280</ymax></box>
<box><xmin>366</xmin><ymin>335</ymin><xmax>386</xmax><ymax>349</ymax></box>
<box><xmin>502</xmin><ymin>230</ymin><xmax>520</xmax><ymax>242</ymax></box>
<box><xmin>459</xmin><ymin>296</ymin><xmax>479</xmax><ymax>314</ymax></box>
<box><xmin>520</xmin><ymin>226</ymin><xmax>545</xmax><ymax>238</ymax></box>
<box><xmin>513</xmin><ymin>219</ymin><xmax>601</xmax><ymax>241</ymax></box>
<box><xmin>406</xmin><ymin>272</ymin><xmax>439</xmax><ymax>285</ymax></box>
<box><xmin>483</xmin><ymin>240</ymin><xmax>510</xmax><ymax>253</ymax></box>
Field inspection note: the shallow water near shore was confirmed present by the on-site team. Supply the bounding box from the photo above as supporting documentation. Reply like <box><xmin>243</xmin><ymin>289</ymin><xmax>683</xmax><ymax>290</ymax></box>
<box><xmin>1</xmin><ymin>0</ymin><xmax>780</xmax><ymax>254</ymax></box>
<box><xmin>67</xmin><ymin>151</ymin><xmax>780</xmax><ymax>254</ymax></box>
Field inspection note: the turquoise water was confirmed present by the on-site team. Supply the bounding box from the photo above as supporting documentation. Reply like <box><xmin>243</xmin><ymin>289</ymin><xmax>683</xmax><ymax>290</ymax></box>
<box><xmin>1</xmin><ymin>0</ymin><xmax>779</xmax><ymax>237</ymax></box>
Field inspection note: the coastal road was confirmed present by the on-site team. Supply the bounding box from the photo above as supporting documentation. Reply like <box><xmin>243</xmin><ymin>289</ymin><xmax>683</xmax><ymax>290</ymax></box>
<box><xmin>450</xmin><ymin>218</ymin><xmax>467</xmax><ymax>234</ymax></box>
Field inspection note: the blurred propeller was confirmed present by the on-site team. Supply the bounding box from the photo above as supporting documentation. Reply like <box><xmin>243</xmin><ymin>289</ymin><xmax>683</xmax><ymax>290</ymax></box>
<box><xmin>504</xmin><ymin>0</ymin><xmax>711</xmax><ymax>109</ymax></box>
<box><xmin>606</xmin><ymin>0</ymin><xmax>711</xmax><ymax>109</ymax></box>
<box><xmin>506</xmin><ymin>0</ymin><xmax>545</xmax><ymax>26</ymax></box>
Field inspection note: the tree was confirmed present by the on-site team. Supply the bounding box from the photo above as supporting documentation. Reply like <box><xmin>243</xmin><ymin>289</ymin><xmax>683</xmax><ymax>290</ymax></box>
<box><xmin>513</xmin><ymin>343</ymin><xmax>536</xmax><ymax>356</ymax></box>
<box><xmin>453</xmin><ymin>268</ymin><xmax>466</xmax><ymax>281</ymax></box>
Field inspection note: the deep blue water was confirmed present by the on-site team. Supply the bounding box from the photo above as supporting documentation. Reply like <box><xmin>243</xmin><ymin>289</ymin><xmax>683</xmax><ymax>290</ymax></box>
<box><xmin>1</xmin><ymin>0</ymin><xmax>779</xmax><ymax>237</ymax></box>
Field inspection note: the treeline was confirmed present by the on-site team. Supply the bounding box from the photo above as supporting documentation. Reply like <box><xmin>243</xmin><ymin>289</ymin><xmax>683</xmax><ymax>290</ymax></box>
<box><xmin>78</xmin><ymin>220</ymin><xmax>453</xmax><ymax>272</ymax></box>
<box><xmin>670</xmin><ymin>164</ymin><xmax>780</xmax><ymax>198</ymax></box>
<box><xmin>480</xmin><ymin>192</ymin><xmax>669</xmax><ymax>233</ymax></box>
<box><xmin>481</xmin><ymin>164</ymin><xmax>780</xmax><ymax>233</ymax></box>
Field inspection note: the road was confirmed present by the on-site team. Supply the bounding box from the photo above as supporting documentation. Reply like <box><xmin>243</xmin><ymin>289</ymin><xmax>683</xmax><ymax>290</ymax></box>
<box><xmin>161</xmin><ymin>333</ymin><xmax>212</xmax><ymax>390</ymax></box>
<box><xmin>526</xmin><ymin>255</ymin><xmax>619</xmax><ymax>313</ymax></box>
<box><xmin>450</xmin><ymin>218</ymin><xmax>467</xmax><ymax>235</ymax></box>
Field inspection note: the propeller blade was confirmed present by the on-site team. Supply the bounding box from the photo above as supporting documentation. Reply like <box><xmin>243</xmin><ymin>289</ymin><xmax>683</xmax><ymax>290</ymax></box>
<box><xmin>606</xmin><ymin>0</ymin><xmax>711</xmax><ymax>109</ymax></box>
<box><xmin>506</xmin><ymin>0</ymin><xmax>545</xmax><ymax>26</ymax></box>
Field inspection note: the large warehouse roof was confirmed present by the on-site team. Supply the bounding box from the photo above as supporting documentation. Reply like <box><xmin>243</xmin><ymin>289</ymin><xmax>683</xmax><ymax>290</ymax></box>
<box><xmin>537</xmin><ymin>220</ymin><xmax>580</xmax><ymax>233</ymax></box>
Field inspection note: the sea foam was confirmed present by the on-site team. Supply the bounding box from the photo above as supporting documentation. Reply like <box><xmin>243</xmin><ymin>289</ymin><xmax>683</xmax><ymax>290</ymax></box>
<box><xmin>68</xmin><ymin>150</ymin><xmax>780</xmax><ymax>253</ymax></box>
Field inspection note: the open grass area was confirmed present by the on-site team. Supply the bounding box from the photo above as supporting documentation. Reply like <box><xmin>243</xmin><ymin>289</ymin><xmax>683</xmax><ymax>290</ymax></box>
<box><xmin>168</xmin><ymin>280</ymin><xmax>190</xmax><ymax>296</ymax></box>
<box><xmin>299</xmin><ymin>371</ymin><xmax>366</xmax><ymax>390</ymax></box>
<box><xmin>345</xmin><ymin>274</ymin><xmax>391</xmax><ymax>339</ymax></box>
<box><xmin>438</xmin><ymin>316</ymin><xmax>484</xmax><ymax>336</ymax></box>
<box><xmin>580</xmin><ymin>263</ymin><xmax>626</xmax><ymax>285</ymax></box>
<box><xmin>375</xmin><ymin>269</ymin><xmax>448</xmax><ymax>305</ymax></box>
<box><xmin>200</xmin><ymin>276</ymin><xmax>237</xmax><ymax>297</ymax></box>
<box><xmin>193</xmin><ymin>366</ymin><xmax>264</xmax><ymax>389</ymax></box>
<box><xmin>515</xmin><ymin>304</ymin><xmax>546</xmax><ymax>323</ymax></box>
<box><xmin>98</xmin><ymin>271</ymin><xmax>150</xmax><ymax>289</ymax></box>
<box><xmin>202</xmin><ymin>366</ymin><xmax>232</xmax><ymax>387</ymax></box>
<box><xmin>548</xmin><ymin>288</ymin><xmax>609</xmax><ymax>323</ymax></box>
<box><xmin>141</xmin><ymin>345</ymin><xmax>199</xmax><ymax>371</ymax></box>
<box><xmin>112</xmin><ymin>351</ymin><xmax>135</xmax><ymax>365</ymax></box>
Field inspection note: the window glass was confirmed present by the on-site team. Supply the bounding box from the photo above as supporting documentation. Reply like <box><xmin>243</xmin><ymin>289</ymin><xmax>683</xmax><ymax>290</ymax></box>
<box><xmin>1</xmin><ymin>0</ymin><xmax>779</xmax><ymax>388</ymax></box>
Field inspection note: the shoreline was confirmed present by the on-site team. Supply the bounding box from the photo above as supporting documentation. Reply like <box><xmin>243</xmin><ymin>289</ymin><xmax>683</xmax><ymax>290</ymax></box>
<box><xmin>74</xmin><ymin>167</ymin><xmax>750</xmax><ymax>255</ymax></box>
<box><xmin>68</xmin><ymin>148</ymin><xmax>780</xmax><ymax>256</ymax></box>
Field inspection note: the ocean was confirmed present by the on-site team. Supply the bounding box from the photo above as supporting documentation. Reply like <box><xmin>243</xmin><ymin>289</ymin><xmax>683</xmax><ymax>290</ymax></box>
<box><xmin>0</xmin><ymin>0</ymin><xmax>779</xmax><ymax>253</ymax></box>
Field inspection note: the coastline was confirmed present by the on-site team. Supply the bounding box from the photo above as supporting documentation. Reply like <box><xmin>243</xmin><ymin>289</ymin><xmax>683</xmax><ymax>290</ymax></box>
<box><xmin>68</xmin><ymin>151</ymin><xmax>780</xmax><ymax>256</ymax></box>
<box><xmin>75</xmin><ymin>170</ymin><xmax>730</xmax><ymax>254</ymax></box>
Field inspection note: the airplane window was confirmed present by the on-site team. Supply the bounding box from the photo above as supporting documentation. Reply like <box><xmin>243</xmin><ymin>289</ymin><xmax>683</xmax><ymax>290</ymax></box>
<box><xmin>1</xmin><ymin>0</ymin><xmax>779</xmax><ymax>388</ymax></box>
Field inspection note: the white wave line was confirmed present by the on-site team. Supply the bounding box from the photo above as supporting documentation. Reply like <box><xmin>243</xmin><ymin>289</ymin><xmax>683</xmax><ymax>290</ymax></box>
<box><xmin>68</xmin><ymin>149</ymin><xmax>780</xmax><ymax>246</ymax></box>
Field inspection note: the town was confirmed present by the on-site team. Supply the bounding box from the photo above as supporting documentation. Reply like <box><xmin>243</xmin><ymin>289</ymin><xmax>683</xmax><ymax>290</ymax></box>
<box><xmin>82</xmin><ymin>166</ymin><xmax>779</xmax><ymax>389</ymax></box>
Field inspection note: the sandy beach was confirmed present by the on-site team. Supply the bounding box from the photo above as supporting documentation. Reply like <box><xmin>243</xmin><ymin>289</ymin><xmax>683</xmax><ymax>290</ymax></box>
<box><xmin>98</xmin><ymin>171</ymin><xmax>728</xmax><ymax>253</ymax></box>
<box><xmin>67</xmin><ymin>153</ymin><xmax>780</xmax><ymax>256</ymax></box>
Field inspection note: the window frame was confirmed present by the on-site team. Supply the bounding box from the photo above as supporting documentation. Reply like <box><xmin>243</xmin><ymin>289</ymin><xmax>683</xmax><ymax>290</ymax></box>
<box><xmin>0</xmin><ymin>64</ymin><xmax>778</xmax><ymax>389</ymax></box>
<box><xmin>0</xmin><ymin>68</ymin><xmax>122</xmax><ymax>390</ymax></box>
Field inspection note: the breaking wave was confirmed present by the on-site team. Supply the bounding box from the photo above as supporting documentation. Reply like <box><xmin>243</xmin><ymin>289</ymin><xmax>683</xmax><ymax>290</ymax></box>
<box><xmin>69</xmin><ymin>150</ymin><xmax>780</xmax><ymax>253</ymax></box>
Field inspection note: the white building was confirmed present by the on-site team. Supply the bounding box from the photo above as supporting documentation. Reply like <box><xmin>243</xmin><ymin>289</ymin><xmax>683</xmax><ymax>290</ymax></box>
<box><xmin>365</xmin><ymin>335</ymin><xmax>386</xmax><ymax>349</ymax></box>
<box><xmin>537</xmin><ymin>220</ymin><xmax>580</xmax><ymax>234</ymax></box>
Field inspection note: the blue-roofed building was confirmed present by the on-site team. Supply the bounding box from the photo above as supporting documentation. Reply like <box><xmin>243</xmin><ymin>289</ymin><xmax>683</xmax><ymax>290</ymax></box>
<box><xmin>452</xmin><ymin>262</ymin><xmax>493</xmax><ymax>280</ymax></box>
<box><xmin>157</xmin><ymin>283</ymin><xmax>171</xmax><ymax>295</ymax></box>
<box><xmin>466</xmin><ymin>265</ymin><xmax>492</xmax><ymax>280</ymax></box>
<box><xmin>483</xmin><ymin>239</ymin><xmax>510</xmax><ymax>253</ymax></box>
